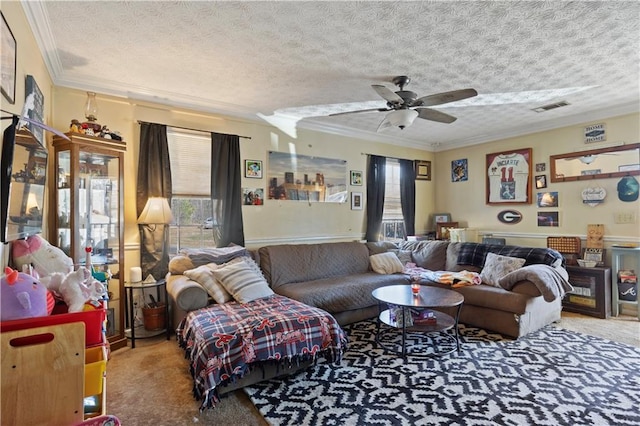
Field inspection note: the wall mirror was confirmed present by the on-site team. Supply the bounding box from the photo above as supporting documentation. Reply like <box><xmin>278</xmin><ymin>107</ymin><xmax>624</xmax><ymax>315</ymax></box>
<box><xmin>550</xmin><ymin>143</ymin><xmax>639</xmax><ymax>182</ymax></box>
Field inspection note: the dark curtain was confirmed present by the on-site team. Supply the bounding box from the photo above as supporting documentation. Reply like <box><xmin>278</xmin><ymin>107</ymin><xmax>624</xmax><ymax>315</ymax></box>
<box><xmin>364</xmin><ymin>155</ymin><xmax>386</xmax><ymax>242</ymax></box>
<box><xmin>399</xmin><ymin>159</ymin><xmax>416</xmax><ymax>238</ymax></box>
<box><xmin>137</xmin><ymin>123</ymin><xmax>172</xmax><ymax>280</ymax></box>
<box><xmin>210</xmin><ymin>132</ymin><xmax>245</xmax><ymax>247</ymax></box>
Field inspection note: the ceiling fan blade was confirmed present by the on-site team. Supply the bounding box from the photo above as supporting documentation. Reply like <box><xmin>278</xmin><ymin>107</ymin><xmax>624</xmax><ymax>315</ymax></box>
<box><xmin>372</xmin><ymin>84</ymin><xmax>404</xmax><ymax>105</ymax></box>
<box><xmin>414</xmin><ymin>88</ymin><xmax>478</xmax><ymax>107</ymax></box>
<box><xmin>416</xmin><ymin>108</ymin><xmax>457</xmax><ymax>124</ymax></box>
<box><xmin>329</xmin><ymin>107</ymin><xmax>389</xmax><ymax>117</ymax></box>
<box><xmin>377</xmin><ymin>116</ymin><xmax>393</xmax><ymax>132</ymax></box>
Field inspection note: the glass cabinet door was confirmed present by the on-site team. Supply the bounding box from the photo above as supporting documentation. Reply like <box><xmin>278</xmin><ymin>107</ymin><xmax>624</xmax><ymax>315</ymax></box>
<box><xmin>52</xmin><ymin>133</ymin><xmax>127</xmax><ymax>350</ymax></box>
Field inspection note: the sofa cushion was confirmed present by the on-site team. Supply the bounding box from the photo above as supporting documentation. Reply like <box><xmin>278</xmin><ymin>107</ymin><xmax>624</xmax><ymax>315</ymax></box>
<box><xmin>213</xmin><ymin>258</ymin><xmax>274</xmax><ymax>303</ymax></box>
<box><xmin>397</xmin><ymin>240</ymin><xmax>449</xmax><ymax>271</ymax></box>
<box><xmin>480</xmin><ymin>252</ymin><xmax>526</xmax><ymax>287</ymax></box>
<box><xmin>259</xmin><ymin>242</ymin><xmax>371</xmax><ymax>290</ymax></box>
<box><xmin>445</xmin><ymin>242</ymin><xmax>481</xmax><ymax>272</ymax></box>
<box><xmin>366</xmin><ymin>241</ymin><xmax>399</xmax><ymax>255</ymax></box>
<box><xmin>184</xmin><ymin>263</ymin><xmax>233</xmax><ymax>304</ymax></box>
<box><xmin>273</xmin><ymin>273</ymin><xmax>407</xmax><ymax>313</ymax></box>
<box><xmin>369</xmin><ymin>252</ymin><xmax>404</xmax><ymax>274</ymax></box>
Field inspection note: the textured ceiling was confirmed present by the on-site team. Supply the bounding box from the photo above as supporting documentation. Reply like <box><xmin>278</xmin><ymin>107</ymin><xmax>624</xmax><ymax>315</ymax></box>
<box><xmin>22</xmin><ymin>1</ymin><xmax>640</xmax><ymax>151</ymax></box>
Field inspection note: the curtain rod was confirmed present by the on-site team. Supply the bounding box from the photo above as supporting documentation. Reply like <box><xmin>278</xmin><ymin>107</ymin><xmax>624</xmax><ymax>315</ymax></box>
<box><xmin>361</xmin><ymin>152</ymin><xmax>419</xmax><ymax>162</ymax></box>
<box><xmin>137</xmin><ymin>120</ymin><xmax>251</xmax><ymax>139</ymax></box>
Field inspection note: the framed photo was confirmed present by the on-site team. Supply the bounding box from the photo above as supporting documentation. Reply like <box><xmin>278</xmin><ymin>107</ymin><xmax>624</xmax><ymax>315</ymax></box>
<box><xmin>1</xmin><ymin>12</ymin><xmax>16</xmax><ymax>104</ymax></box>
<box><xmin>535</xmin><ymin>174</ymin><xmax>547</xmax><ymax>189</ymax></box>
<box><xmin>451</xmin><ymin>159</ymin><xmax>468</xmax><ymax>182</ymax></box>
<box><xmin>535</xmin><ymin>163</ymin><xmax>546</xmax><ymax>172</ymax></box>
<box><xmin>436</xmin><ymin>222</ymin><xmax>459</xmax><ymax>240</ymax></box>
<box><xmin>537</xmin><ymin>211</ymin><xmax>559</xmax><ymax>227</ymax></box>
<box><xmin>536</xmin><ymin>191</ymin><xmax>558</xmax><ymax>207</ymax></box>
<box><xmin>242</xmin><ymin>187</ymin><xmax>264</xmax><ymax>205</ymax></box>
<box><xmin>414</xmin><ymin>160</ymin><xmax>431</xmax><ymax>181</ymax></box>
<box><xmin>351</xmin><ymin>192</ymin><xmax>363</xmax><ymax>210</ymax></box>
<box><xmin>244</xmin><ymin>160</ymin><xmax>262</xmax><ymax>179</ymax></box>
<box><xmin>486</xmin><ymin>148</ymin><xmax>532</xmax><ymax>205</ymax></box>
<box><xmin>432</xmin><ymin>213</ymin><xmax>451</xmax><ymax>230</ymax></box>
<box><xmin>350</xmin><ymin>170</ymin><xmax>363</xmax><ymax>186</ymax></box>
<box><xmin>583</xmin><ymin>248</ymin><xmax>605</xmax><ymax>267</ymax></box>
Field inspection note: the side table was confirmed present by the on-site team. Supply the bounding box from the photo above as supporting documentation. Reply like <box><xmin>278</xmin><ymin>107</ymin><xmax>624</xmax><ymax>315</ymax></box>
<box><xmin>124</xmin><ymin>279</ymin><xmax>170</xmax><ymax>348</ymax></box>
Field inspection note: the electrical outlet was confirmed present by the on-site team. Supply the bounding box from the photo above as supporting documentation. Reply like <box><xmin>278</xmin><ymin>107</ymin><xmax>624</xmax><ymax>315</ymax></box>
<box><xmin>614</xmin><ymin>211</ymin><xmax>637</xmax><ymax>224</ymax></box>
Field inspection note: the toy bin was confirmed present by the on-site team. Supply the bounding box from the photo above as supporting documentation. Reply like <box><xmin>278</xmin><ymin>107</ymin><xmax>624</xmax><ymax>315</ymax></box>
<box><xmin>85</xmin><ymin>344</ymin><xmax>107</xmax><ymax>397</ymax></box>
<box><xmin>0</xmin><ymin>308</ymin><xmax>106</xmax><ymax>347</ymax></box>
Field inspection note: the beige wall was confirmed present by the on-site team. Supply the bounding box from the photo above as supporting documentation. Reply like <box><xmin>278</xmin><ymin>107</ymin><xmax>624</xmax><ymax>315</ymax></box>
<box><xmin>0</xmin><ymin>4</ymin><xmax>54</xmax><ymax>265</ymax></box>
<box><xmin>49</xmin><ymin>88</ymin><xmax>436</xmax><ymax>271</ymax></box>
<box><xmin>434</xmin><ymin>113</ymin><xmax>640</xmax><ymax>252</ymax></box>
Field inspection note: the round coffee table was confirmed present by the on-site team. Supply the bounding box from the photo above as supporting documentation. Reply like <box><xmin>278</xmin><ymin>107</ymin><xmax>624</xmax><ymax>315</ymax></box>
<box><xmin>371</xmin><ymin>285</ymin><xmax>464</xmax><ymax>357</ymax></box>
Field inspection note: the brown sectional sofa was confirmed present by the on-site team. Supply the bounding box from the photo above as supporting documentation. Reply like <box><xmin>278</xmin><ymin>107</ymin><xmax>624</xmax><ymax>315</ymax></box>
<box><xmin>167</xmin><ymin>240</ymin><xmax>570</xmax><ymax>339</ymax></box>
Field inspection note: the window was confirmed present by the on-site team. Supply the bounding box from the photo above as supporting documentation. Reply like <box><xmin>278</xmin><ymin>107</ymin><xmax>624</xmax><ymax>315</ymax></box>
<box><xmin>381</xmin><ymin>159</ymin><xmax>405</xmax><ymax>242</ymax></box>
<box><xmin>166</xmin><ymin>128</ymin><xmax>216</xmax><ymax>252</ymax></box>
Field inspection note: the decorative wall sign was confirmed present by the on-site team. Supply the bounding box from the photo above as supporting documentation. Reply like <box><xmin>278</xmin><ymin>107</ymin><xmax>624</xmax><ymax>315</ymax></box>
<box><xmin>486</xmin><ymin>148</ymin><xmax>532</xmax><ymax>205</ymax></box>
<box><xmin>451</xmin><ymin>159</ymin><xmax>468</xmax><ymax>182</ymax></box>
<box><xmin>584</xmin><ymin>123</ymin><xmax>606</xmax><ymax>143</ymax></box>
<box><xmin>586</xmin><ymin>224</ymin><xmax>604</xmax><ymax>249</ymax></box>
<box><xmin>1</xmin><ymin>12</ymin><xmax>16</xmax><ymax>104</ymax></box>
<box><xmin>414</xmin><ymin>160</ymin><xmax>431</xmax><ymax>181</ymax></box>
<box><xmin>497</xmin><ymin>210</ymin><xmax>523</xmax><ymax>224</ymax></box>
<box><xmin>581</xmin><ymin>187</ymin><xmax>606</xmax><ymax>207</ymax></box>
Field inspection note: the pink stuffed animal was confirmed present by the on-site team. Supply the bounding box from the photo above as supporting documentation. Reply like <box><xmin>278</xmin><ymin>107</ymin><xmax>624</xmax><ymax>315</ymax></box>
<box><xmin>1</xmin><ymin>266</ymin><xmax>52</xmax><ymax>321</ymax></box>
<box><xmin>11</xmin><ymin>235</ymin><xmax>74</xmax><ymax>278</ymax></box>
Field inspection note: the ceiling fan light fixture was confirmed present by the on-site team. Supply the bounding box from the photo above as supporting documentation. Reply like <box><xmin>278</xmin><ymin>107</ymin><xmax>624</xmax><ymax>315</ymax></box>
<box><xmin>387</xmin><ymin>109</ymin><xmax>418</xmax><ymax>129</ymax></box>
<box><xmin>579</xmin><ymin>155</ymin><xmax>596</xmax><ymax>164</ymax></box>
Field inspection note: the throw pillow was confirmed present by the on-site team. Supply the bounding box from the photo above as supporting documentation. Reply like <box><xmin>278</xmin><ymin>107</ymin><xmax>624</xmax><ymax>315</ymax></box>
<box><xmin>168</xmin><ymin>255</ymin><xmax>195</xmax><ymax>275</ymax></box>
<box><xmin>480</xmin><ymin>252</ymin><xmax>526</xmax><ymax>287</ymax></box>
<box><xmin>370</xmin><ymin>252</ymin><xmax>404</xmax><ymax>274</ymax></box>
<box><xmin>183</xmin><ymin>263</ymin><xmax>232</xmax><ymax>304</ymax></box>
<box><xmin>212</xmin><ymin>258</ymin><xmax>274</xmax><ymax>303</ymax></box>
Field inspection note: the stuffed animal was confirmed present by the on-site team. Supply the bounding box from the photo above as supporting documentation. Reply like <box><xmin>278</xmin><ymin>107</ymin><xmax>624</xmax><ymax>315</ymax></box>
<box><xmin>11</xmin><ymin>234</ymin><xmax>74</xmax><ymax>278</ymax></box>
<box><xmin>41</xmin><ymin>267</ymin><xmax>105</xmax><ymax>313</ymax></box>
<box><xmin>1</xmin><ymin>266</ymin><xmax>52</xmax><ymax>321</ymax></box>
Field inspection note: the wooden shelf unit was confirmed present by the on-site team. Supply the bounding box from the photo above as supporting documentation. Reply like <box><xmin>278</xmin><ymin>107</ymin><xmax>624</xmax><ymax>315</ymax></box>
<box><xmin>563</xmin><ymin>266</ymin><xmax>611</xmax><ymax>319</ymax></box>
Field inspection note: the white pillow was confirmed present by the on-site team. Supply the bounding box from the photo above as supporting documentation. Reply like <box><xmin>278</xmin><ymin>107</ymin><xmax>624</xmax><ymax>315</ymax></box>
<box><xmin>212</xmin><ymin>258</ymin><xmax>274</xmax><ymax>303</ymax></box>
<box><xmin>183</xmin><ymin>263</ymin><xmax>232</xmax><ymax>304</ymax></box>
<box><xmin>480</xmin><ymin>252</ymin><xmax>526</xmax><ymax>287</ymax></box>
<box><xmin>370</xmin><ymin>252</ymin><xmax>404</xmax><ymax>274</ymax></box>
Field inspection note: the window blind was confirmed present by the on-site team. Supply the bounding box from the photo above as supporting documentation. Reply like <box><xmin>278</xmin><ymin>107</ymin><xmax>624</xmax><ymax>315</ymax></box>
<box><xmin>167</xmin><ymin>127</ymin><xmax>211</xmax><ymax>196</ymax></box>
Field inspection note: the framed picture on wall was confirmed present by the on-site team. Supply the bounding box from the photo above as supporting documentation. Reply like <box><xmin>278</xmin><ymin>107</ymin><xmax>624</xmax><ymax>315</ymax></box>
<box><xmin>535</xmin><ymin>175</ymin><xmax>547</xmax><ymax>189</ymax></box>
<box><xmin>351</xmin><ymin>192</ymin><xmax>363</xmax><ymax>210</ymax></box>
<box><xmin>414</xmin><ymin>160</ymin><xmax>431</xmax><ymax>181</ymax></box>
<box><xmin>1</xmin><ymin>12</ymin><xmax>16</xmax><ymax>104</ymax></box>
<box><xmin>245</xmin><ymin>160</ymin><xmax>262</xmax><ymax>178</ymax></box>
<box><xmin>486</xmin><ymin>148</ymin><xmax>532</xmax><ymax>205</ymax></box>
<box><xmin>350</xmin><ymin>170</ymin><xmax>363</xmax><ymax>186</ymax></box>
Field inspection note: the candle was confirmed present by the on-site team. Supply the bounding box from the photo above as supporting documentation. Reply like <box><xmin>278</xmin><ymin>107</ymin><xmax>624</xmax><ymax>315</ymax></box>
<box><xmin>130</xmin><ymin>267</ymin><xmax>142</xmax><ymax>283</ymax></box>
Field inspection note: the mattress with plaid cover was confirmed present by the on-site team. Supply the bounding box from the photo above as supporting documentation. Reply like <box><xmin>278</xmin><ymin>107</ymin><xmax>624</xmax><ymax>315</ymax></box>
<box><xmin>177</xmin><ymin>294</ymin><xmax>347</xmax><ymax>410</ymax></box>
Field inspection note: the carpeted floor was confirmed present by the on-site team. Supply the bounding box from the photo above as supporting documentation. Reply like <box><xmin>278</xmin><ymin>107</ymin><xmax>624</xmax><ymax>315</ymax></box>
<box><xmin>106</xmin><ymin>312</ymin><xmax>639</xmax><ymax>425</ymax></box>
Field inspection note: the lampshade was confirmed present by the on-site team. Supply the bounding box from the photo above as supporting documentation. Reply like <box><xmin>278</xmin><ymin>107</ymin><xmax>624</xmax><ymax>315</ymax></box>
<box><xmin>386</xmin><ymin>109</ymin><xmax>419</xmax><ymax>129</ymax></box>
<box><xmin>137</xmin><ymin>197</ymin><xmax>174</xmax><ymax>224</ymax></box>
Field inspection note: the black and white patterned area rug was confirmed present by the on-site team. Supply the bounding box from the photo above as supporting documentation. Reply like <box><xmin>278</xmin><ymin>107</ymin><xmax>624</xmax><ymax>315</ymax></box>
<box><xmin>244</xmin><ymin>320</ymin><xmax>640</xmax><ymax>426</ymax></box>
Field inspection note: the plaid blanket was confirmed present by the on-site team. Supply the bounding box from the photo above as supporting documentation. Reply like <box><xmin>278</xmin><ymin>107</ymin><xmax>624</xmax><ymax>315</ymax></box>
<box><xmin>457</xmin><ymin>243</ymin><xmax>564</xmax><ymax>268</ymax></box>
<box><xmin>177</xmin><ymin>295</ymin><xmax>347</xmax><ymax>410</ymax></box>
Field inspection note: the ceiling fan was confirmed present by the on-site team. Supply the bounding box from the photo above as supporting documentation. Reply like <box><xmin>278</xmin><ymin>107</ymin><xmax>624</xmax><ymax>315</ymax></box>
<box><xmin>329</xmin><ymin>76</ymin><xmax>478</xmax><ymax>132</ymax></box>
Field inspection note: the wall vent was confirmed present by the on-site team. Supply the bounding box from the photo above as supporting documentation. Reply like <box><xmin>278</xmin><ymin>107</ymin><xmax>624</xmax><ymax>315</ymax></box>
<box><xmin>532</xmin><ymin>101</ymin><xmax>570</xmax><ymax>113</ymax></box>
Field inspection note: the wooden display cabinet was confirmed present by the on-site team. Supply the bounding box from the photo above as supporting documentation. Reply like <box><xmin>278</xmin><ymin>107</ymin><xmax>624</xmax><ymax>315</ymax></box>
<box><xmin>563</xmin><ymin>266</ymin><xmax>611</xmax><ymax>319</ymax></box>
<box><xmin>50</xmin><ymin>132</ymin><xmax>127</xmax><ymax>350</ymax></box>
